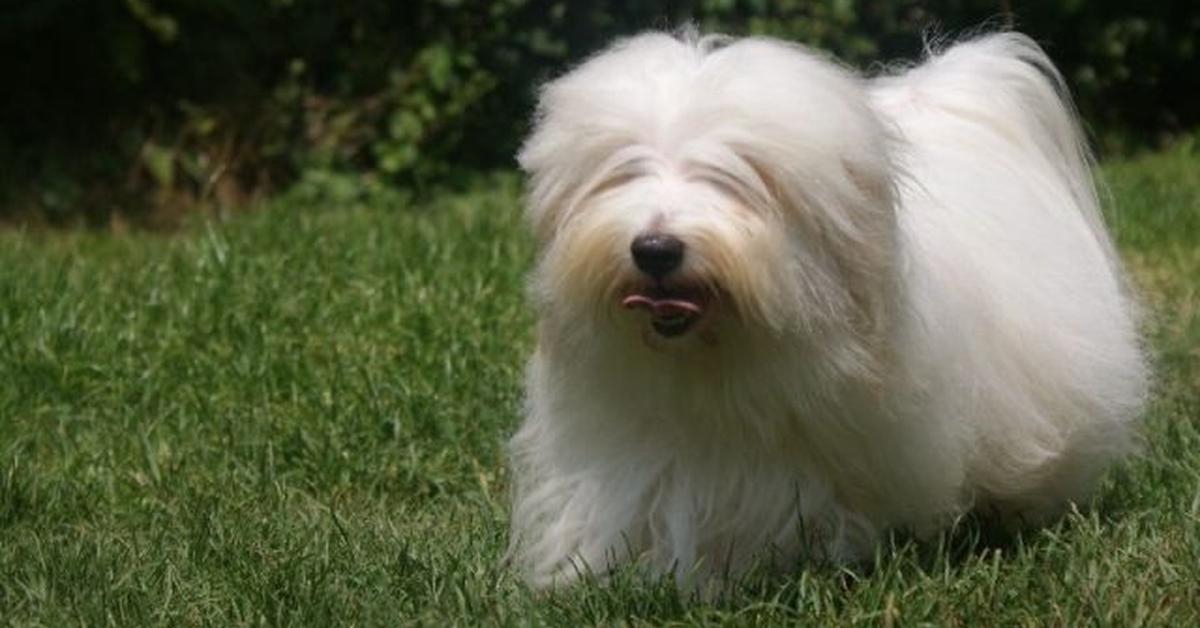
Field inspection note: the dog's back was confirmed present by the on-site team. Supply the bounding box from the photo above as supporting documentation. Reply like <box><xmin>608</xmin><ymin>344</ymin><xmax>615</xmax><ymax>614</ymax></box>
<box><xmin>870</xmin><ymin>34</ymin><xmax>1148</xmax><ymax>519</ymax></box>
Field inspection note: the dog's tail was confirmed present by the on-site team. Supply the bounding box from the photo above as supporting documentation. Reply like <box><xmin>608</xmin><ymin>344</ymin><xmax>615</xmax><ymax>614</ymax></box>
<box><xmin>871</xmin><ymin>33</ymin><xmax>1114</xmax><ymax>259</ymax></box>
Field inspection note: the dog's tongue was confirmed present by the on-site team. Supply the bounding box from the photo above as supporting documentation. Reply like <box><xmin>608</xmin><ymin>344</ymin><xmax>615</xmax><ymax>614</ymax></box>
<box><xmin>621</xmin><ymin>295</ymin><xmax>703</xmax><ymax>318</ymax></box>
<box><xmin>621</xmin><ymin>294</ymin><xmax>704</xmax><ymax>337</ymax></box>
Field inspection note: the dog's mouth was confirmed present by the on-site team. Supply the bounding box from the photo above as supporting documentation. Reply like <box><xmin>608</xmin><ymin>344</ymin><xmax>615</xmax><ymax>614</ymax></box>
<box><xmin>621</xmin><ymin>285</ymin><xmax>708</xmax><ymax>338</ymax></box>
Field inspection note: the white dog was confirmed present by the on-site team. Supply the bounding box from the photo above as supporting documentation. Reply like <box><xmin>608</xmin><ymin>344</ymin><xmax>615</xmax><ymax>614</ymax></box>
<box><xmin>507</xmin><ymin>29</ymin><xmax>1148</xmax><ymax>589</ymax></box>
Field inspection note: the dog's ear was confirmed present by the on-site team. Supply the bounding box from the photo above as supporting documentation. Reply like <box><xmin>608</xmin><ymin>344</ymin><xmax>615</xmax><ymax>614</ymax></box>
<box><xmin>524</xmin><ymin>187</ymin><xmax>579</xmax><ymax>247</ymax></box>
<box><xmin>526</xmin><ymin>201</ymin><xmax>558</xmax><ymax>247</ymax></box>
<box><xmin>522</xmin><ymin>172</ymin><xmax>568</xmax><ymax>247</ymax></box>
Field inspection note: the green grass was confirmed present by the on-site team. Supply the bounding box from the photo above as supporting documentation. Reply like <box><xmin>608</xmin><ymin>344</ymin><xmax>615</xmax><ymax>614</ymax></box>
<box><xmin>1</xmin><ymin>142</ymin><xmax>1198</xmax><ymax>625</ymax></box>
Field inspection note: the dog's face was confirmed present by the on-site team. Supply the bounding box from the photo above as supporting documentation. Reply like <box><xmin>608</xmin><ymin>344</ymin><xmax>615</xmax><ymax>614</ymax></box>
<box><xmin>530</xmin><ymin>155</ymin><xmax>799</xmax><ymax>346</ymax></box>
<box><xmin>521</xmin><ymin>34</ymin><xmax>899</xmax><ymax>354</ymax></box>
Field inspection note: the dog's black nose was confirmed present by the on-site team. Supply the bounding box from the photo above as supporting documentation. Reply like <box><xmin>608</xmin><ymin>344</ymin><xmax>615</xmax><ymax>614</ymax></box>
<box><xmin>631</xmin><ymin>233</ymin><xmax>685</xmax><ymax>279</ymax></box>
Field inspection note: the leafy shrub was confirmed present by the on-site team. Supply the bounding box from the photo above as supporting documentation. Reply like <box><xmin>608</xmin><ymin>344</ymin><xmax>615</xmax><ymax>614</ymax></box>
<box><xmin>1</xmin><ymin>1</ymin><xmax>1197</xmax><ymax>225</ymax></box>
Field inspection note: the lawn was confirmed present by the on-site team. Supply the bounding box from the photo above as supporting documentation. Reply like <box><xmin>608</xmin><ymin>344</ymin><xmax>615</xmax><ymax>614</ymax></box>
<box><xmin>1</xmin><ymin>143</ymin><xmax>1198</xmax><ymax>625</ymax></box>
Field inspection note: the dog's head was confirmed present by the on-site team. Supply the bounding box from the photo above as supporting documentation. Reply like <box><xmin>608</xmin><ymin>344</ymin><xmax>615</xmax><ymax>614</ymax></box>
<box><xmin>521</xmin><ymin>32</ymin><xmax>900</xmax><ymax>355</ymax></box>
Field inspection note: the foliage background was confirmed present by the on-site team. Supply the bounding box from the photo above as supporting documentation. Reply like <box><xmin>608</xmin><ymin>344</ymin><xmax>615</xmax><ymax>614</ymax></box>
<box><xmin>2</xmin><ymin>0</ymin><xmax>1198</xmax><ymax>227</ymax></box>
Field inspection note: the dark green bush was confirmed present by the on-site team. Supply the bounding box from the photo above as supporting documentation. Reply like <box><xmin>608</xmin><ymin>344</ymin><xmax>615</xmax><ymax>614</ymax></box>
<box><xmin>2</xmin><ymin>1</ymin><xmax>1197</xmax><ymax>226</ymax></box>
